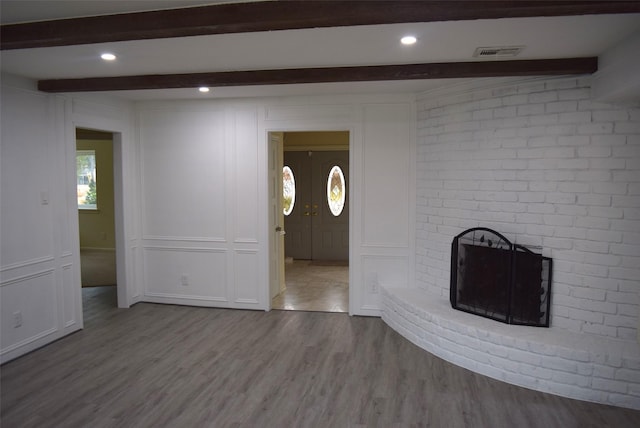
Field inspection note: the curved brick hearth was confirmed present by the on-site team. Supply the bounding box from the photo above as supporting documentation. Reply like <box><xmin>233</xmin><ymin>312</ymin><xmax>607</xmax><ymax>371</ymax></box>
<box><xmin>381</xmin><ymin>286</ymin><xmax>640</xmax><ymax>410</ymax></box>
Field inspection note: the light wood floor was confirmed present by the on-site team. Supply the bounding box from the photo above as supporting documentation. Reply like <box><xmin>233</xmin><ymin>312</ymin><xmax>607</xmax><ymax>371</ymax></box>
<box><xmin>272</xmin><ymin>260</ymin><xmax>348</xmax><ymax>312</ymax></box>
<box><xmin>2</xmin><ymin>286</ymin><xmax>639</xmax><ymax>427</ymax></box>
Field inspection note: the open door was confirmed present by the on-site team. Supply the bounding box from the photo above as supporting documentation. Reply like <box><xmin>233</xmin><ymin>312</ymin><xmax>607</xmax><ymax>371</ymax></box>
<box><xmin>268</xmin><ymin>132</ymin><xmax>286</xmax><ymax>302</ymax></box>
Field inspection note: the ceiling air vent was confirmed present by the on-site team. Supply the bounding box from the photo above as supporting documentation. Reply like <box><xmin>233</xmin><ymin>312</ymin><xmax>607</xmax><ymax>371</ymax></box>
<box><xmin>473</xmin><ymin>46</ymin><xmax>525</xmax><ymax>58</ymax></box>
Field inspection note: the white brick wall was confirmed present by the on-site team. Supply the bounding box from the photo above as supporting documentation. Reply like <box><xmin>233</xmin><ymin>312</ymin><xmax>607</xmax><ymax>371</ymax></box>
<box><xmin>416</xmin><ymin>77</ymin><xmax>640</xmax><ymax>340</ymax></box>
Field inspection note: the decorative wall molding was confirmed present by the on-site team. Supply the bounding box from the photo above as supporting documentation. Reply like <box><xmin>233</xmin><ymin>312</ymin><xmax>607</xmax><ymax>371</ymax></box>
<box><xmin>143</xmin><ymin>235</ymin><xmax>227</xmax><ymax>243</ymax></box>
<box><xmin>235</xmin><ymin>298</ymin><xmax>259</xmax><ymax>304</ymax></box>
<box><xmin>233</xmin><ymin>249</ymin><xmax>259</xmax><ymax>255</ymax></box>
<box><xmin>232</xmin><ymin>108</ymin><xmax>260</xmax><ymax>244</ymax></box>
<box><xmin>143</xmin><ymin>246</ymin><xmax>227</xmax><ymax>253</ymax></box>
<box><xmin>61</xmin><ymin>263</ymin><xmax>75</xmax><ymax>328</ymax></box>
<box><xmin>0</xmin><ymin>326</ymin><xmax>58</xmax><ymax>355</ymax></box>
<box><xmin>266</xmin><ymin>105</ymin><xmax>355</xmax><ymax>121</ymax></box>
<box><xmin>360</xmin><ymin>304</ymin><xmax>383</xmax><ymax>312</ymax></box>
<box><xmin>0</xmin><ymin>268</ymin><xmax>59</xmax><ymax>358</ymax></box>
<box><xmin>0</xmin><ymin>268</ymin><xmax>56</xmax><ymax>287</ymax></box>
<box><xmin>233</xmin><ymin>239</ymin><xmax>259</xmax><ymax>244</ymax></box>
<box><xmin>1</xmin><ymin>256</ymin><xmax>55</xmax><ymax>274</ymax></box>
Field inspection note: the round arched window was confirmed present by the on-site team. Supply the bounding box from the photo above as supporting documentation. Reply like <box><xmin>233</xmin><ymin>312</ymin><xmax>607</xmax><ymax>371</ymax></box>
<box><xmin>283</xmin><ymin>166</ymin><xmax>296</xmax><ymax>216</ymax></box>
<box><xmin>327</xmin><ymin>165</ymin><xmax>346</xmax><ymax>216</ymax></box>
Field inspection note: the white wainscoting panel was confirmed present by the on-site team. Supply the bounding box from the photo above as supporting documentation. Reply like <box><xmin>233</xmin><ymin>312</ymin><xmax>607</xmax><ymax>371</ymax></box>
<box><xmin>361</xmin><ymin>104</ymin><xmax>411</xmax><ymax>248</ymax></box>
<box><xmin>139</xmin><ymin>109</ymin><xmax>227</xmax><ymax>240</ymax></box>
<box><xmin>361</xmin><ymin>255</ymin><xmax>410</xmax><ymax>311</ymax></box>
<box><xmin>129</xmin><ymin>244</ymin><xmax>142</xmax><ymax>302</ymax></box>
<box><xmin>233</xmin><ymin>249</ymin><xmax>260</xmax><ymax>305</ymax></box>
<box><xmin>1</xmin><ymin>86</ymin><xmax>55</xmax><ymax>267</ymax></box>
<box><xmin>0</xmin><ymin>270</ymin><xmax>58</xmax><ymax>355</ymax></box>
<box><xmin>232</xmin><ymin>109</ymin><xmax>259</xmax><ymax>243</ymax></box>
<box><xmin>61</xmin><ymin>263</ymin><xmax>76</xmax><ymax>328</ymax></box>
<box><xmin>143</xmin><ymin>247</ymin><xmax>228</xmax><ymax>302</ymax></box>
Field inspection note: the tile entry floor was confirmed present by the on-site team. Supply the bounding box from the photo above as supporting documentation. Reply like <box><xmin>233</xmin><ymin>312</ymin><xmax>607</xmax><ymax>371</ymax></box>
<box><xmin>272</xmin><ymin>260</ymin><xmax>348</xmax><ymax>313</ymax></box>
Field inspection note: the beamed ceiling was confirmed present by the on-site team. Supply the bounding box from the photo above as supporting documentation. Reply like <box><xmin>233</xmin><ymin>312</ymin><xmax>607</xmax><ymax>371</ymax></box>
<box><xmin>1</xmin><ymin>1</ymin><xmax>639</xmax><ymax>100</ymax></box>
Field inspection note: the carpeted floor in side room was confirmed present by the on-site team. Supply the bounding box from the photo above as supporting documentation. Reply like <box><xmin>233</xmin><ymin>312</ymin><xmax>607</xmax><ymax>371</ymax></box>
<box><xmin>80</xmin><ymin>249</ymin><xmax>116</xmax><ymax>287</ymax></box>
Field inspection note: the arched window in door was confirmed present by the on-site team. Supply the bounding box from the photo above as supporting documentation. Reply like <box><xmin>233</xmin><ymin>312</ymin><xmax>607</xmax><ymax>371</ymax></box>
<box><xmin>327</xmin><ymin>165</ymin><xmax>345</xmax><ymax>216</ymax></box>
<box><xmin>283</xmin><ymin>166</ymin><xmax>296</xmax><ymax>216</ymax></box>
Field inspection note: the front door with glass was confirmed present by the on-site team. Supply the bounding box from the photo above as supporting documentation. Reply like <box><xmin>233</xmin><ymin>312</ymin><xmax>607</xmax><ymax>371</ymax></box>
<box><xmin>283</xmin><ymin>150</ymin><xmax>348</xmax><ymax>261</ymax></box>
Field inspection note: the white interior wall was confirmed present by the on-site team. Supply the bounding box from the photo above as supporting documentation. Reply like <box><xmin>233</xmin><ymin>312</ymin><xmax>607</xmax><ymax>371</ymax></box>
<box><xmin>1</xmin><ymin>77</ymin><xmax>64</xmax><ymax>364</ymax></box>
<box><xmin>138</xmin><ymin>104</ymin><xmax>263</xmax><ymax>308</ymax></box>
<box><xmin>136</xmin><ymin>95</ymin><xmax>416</xmax><ymax>315</ymax></box>
<box><xmin>0</xmin><ymin>74</ymin><xmax>137</xmax><ymax>362</ymax></box>
<box><xmin>1</xmin><ymin>76</ymin><xmax>415</xmax><ymax>361</ymax></box>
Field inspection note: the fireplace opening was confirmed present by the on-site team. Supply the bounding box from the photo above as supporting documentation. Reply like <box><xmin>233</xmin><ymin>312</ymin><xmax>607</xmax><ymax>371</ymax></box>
<box><xmin>450</xmin><ymin>227</ymin><xmax>552</xmax><ymax>327</ymax></box>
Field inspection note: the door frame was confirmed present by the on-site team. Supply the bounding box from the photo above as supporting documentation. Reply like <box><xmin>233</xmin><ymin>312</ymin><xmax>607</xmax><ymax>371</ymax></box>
<box><xmin>266</xmin><ymin>128</ymin><xmax>352</xmax><ymax>313</ymax></box>
<box><xmin>72</xmin><ymin>123</ymin><xmax>129</xmax><ymax>310</ymax></box>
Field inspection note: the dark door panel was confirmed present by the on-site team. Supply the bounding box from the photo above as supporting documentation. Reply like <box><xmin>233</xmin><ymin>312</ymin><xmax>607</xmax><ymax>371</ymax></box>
<box><xmin>283</xmin><ymin>150</ymin><xmax>349</xmax><ymax>261</ymax></box>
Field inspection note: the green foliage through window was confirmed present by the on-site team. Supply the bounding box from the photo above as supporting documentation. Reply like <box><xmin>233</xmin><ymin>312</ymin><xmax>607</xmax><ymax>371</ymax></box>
<box><xmin>77</xmin><ymin>150</ymin><xmax>97</xmax><ymax>209</ymax></box>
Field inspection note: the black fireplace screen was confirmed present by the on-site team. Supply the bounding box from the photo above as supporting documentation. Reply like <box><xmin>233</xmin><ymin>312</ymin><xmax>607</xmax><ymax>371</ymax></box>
<box><xmin>450</xmin><ymin>227</ymin><xmax>552</xmax><ymax>327</ymax></box>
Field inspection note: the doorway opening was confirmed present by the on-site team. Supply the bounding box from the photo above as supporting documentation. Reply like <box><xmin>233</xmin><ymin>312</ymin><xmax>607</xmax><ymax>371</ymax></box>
<box><xmin>76</xmin><ymin>128</ymin><xmax>118</xmax><ymax>317</ymax></box>
<box><xmin>270</xmin><ymin>131</ymin><xmax>350</xmax><ymax>313</ymax></box>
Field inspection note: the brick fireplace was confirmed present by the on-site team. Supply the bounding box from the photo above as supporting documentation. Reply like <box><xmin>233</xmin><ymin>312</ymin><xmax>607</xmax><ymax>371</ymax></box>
<box><xmin>450</xmin><ymin>227</ymin><xmax>552</xmax><ymax>327</ymax></box>
<box><xmin>382</xmin><ymin>76</ymin><xmax>640</xmax><ymax>409</ymax></box>
<box><xmin>415</xmin><ymin>76</ymin><xmax>638</xmax><ymax>341</ymax></box>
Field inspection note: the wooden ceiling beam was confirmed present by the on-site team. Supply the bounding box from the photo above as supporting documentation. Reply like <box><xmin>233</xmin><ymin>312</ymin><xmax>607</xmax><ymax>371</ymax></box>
<box><xmin>3</xmin><ymin>1</ymin><xmax>640</xmax><ymax>50</ymax></box>
<box><xmin>37</xmin><ymin>58</ymin><xmax>598</xmax><ymax>93</ymax></box>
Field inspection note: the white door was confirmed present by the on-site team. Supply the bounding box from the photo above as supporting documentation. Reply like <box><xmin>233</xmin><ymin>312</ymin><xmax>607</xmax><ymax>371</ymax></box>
<box><xmin>268</xmin><ymin>132</ymin><xmax>286</xmax><ymax>300</ymax></box>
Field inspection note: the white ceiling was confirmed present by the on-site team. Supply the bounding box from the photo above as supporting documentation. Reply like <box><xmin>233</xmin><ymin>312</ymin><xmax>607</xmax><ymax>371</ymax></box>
<box><xmin>1</xmin><ymin>1</ymin><xmax>639</xmax><ymax>101</ymax></box>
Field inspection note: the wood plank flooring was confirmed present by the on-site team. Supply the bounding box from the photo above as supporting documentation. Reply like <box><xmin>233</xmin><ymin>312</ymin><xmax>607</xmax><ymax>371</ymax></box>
<box><xmin>2</xmin><ymin>286</ymin><xmax>639</xmax><ymax>427</ymax></box>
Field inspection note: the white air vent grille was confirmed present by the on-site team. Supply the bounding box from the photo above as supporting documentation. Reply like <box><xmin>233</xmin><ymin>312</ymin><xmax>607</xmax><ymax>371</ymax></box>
<box><xmin>473</xmin><ymin>46</ymin><xmax>525</xmax><ymax>58</ymax></box>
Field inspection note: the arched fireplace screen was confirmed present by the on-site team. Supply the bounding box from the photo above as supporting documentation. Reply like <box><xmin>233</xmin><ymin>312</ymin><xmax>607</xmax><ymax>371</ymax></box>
<box><xmin>450</xmin><ymin>227</ymin><xmax>552</xmax><ymax>327</ymax></box>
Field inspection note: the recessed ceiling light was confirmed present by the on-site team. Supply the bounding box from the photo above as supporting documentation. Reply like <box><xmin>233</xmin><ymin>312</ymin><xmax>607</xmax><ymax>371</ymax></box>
<box><xmin>100</xmin><ymin>53</ymin><xmax>116</xmax><ymax>61</ymax></box>
<box><xmin>198</xmin><ymin>87</ymin><xmax>210</xmax><ymax>93</ymax></box>
<box><xmin>401</xmin><ymin>36</ymin><xmax>417</xmax><ymax>45</ymax></box>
